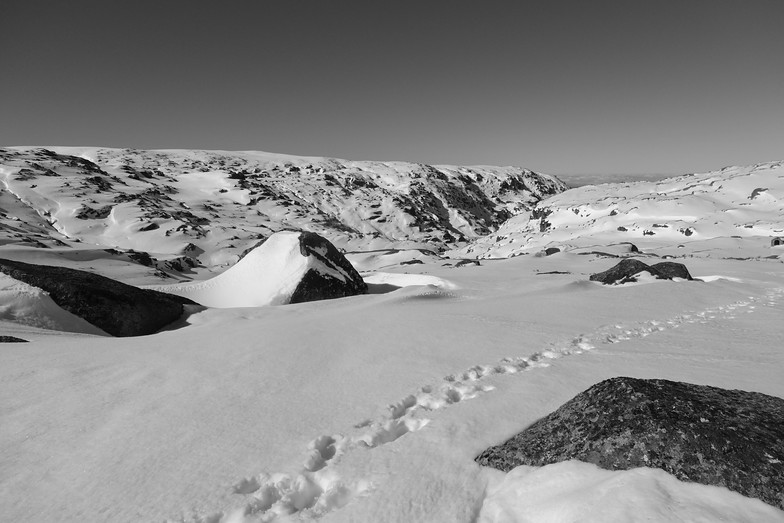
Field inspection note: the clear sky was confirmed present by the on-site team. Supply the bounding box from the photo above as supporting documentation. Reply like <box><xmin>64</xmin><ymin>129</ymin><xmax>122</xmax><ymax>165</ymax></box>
<box><xmin>2</xmin><ymin>1</ymin><xmax>782</xmax><ymax>176</ymax></box>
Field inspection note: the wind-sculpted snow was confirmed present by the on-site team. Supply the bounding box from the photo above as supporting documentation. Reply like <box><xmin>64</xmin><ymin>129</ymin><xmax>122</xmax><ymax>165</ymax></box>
<box><xmin>0</xmin><ymin>147</ymin><xmax>565</xmax><ymax>273</ymax></box>
<box><xmin>453</xmin><ymin>161</ymin><xmax>784</xmax><ymax>258</ymax></box>
<box><xmin>188</xmin><ymin>284</ymin><xmax>784</xmax><ymax>522</ymax></box>
<box><xmin>146</xmin><ymin>231</ymin><xmax>367</xmax><ymax>307</ymax></box>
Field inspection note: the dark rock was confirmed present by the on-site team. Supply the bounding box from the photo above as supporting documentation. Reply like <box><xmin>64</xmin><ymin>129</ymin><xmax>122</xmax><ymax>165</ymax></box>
<box><xmin>400</xmin><ymin>259</ymin><xmax>425</xmax><ymax>265</ymax></box>
<box><xmin>589</xmin><ymin>258</ymin><xmax>661</xmax><ymax>284</ymax></box>
<box><xmin>544</xmin><ymin>247</ymin><xmax>560</xmax><ymax>256</ymax></box>
<box><xmin>127</xmin><ymin>250</ymin><xmax>154</xmax><ymax>267</ymax></box>
<box><xmin>75</xmin><ymin>205</ymin><xmax>113</xmax><ymax>220</ymax></box>
<box><xmin>0</xmin><ymin>336</ymin><xmax>29</xmax><ymax>343</ymax></box>
<box><xmin>0</xmin><ymin>258</ymin><xmax>197</xmax><ymax>337</ymax></box>
<box><xmin>455</xmin><ymin>259</ymin><xmax>481</xmax><ymax>267</ymax></box>
<box><xmin>589</xmin><ymin>258</ymin><xmax>693</xmax><ymax>284</ymax></box>
<box><xmin>475</xmin><ymin>377</ymin><xmax>784</xmax><ymax>510</ymax></box>
<box><xmin>288</xmin><ymin>232</ymin><xmax>367</xmax><ymax>304</ymax></box>
<box><xmin>649</xmin><ymin>261</ymin><xmax>693</xmax><ymax>280</ymax></box>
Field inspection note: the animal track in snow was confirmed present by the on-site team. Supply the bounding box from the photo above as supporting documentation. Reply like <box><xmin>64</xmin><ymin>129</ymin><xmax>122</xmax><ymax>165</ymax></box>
<box><xmin>198</xmin><ymin>285</ymin><xmax>784</xmax><ymax>522</ymax></box>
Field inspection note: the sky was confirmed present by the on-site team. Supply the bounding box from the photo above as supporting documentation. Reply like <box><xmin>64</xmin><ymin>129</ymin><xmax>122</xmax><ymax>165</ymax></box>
<box><xmin>2</xmin><ymin>1</ymin><xmax>783</xmax><ymax>176</ymax></box>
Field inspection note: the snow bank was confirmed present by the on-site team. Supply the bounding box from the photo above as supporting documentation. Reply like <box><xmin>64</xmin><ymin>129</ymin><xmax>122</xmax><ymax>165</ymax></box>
<box><xmin>478</xmin><ymin>461</ymin><xmax>784</xmax><ymax>523</ymax></box>
<box><xmin>0</xmin><ymin>274</ymin><xmax>107</xmax><ymax>335</ymax></box>
<box><xmin>147</xmin><ymin>231</ymin><xmax>350</xmax><ymax>307</ymax></box>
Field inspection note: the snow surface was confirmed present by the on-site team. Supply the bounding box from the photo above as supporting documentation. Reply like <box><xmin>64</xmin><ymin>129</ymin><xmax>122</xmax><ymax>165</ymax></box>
<box><xmin>1</xmin><ymin>156</ymin><xmax>783</xmax><ymax>522</ymax></box>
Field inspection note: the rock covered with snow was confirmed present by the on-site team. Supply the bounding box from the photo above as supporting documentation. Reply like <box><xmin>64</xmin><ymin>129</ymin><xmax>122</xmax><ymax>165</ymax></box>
<box><xmin>0</xmin><ymin>258</ymin><xmax>195</xmax><ymax>337</ymax></box>
<box><xmin>149</xmin><ymin>231</ymin><xmax>367</xmax><ymax>307</ymax></box>
<box><xmin>475</xmin><ymin>377</ymin><xmax>784</xmax><ymax>510</ymax></box>
<box><xmin>289</xmin><ymin>231</ymin><xmax>368</xmax><ymax>303</ymax></box>
<box><xmin>589</xmin><ymin>258</ymin><xmax>693</xmax><ymax>284</ymax></box>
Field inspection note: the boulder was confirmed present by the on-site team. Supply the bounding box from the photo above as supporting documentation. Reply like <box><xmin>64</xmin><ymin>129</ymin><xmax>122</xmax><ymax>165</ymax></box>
<box><xmin>589</xmin><ymin>258</ymin><xmax>692</xmax><ymax>284</ymax></box>
<box><xmin>150</xmin><ymin>231</ymin><xmax>367</xmax><ymax>307</ymax></box>
<box><xmin>649</xmin><ymin>261</ymin><xmax>693</xmax><ymax>280</ymax></box>
<box><xmin>589</xmin><ymin>258</ymin><xmax>659</xmax><ymax>284</ymax></box>
<box><xmin>289</xmin><ymin>231</ymin><xmax>368</xmax><ymax>304</ymax></box>
<box><xmin>0</xmin><ymin>258</ymin><xmax>196</xmax><ymax>337</ymax></box>
<box><xmin>544</xmin><ymin>247</ymin><xmax>561</xmax><ymax>256</ymax></box>
<box><xmin>0</xmin><ymin>336</ymin><xmax>29</xmax><ymax>342</ymax></box>
<box><xmin>475</xmin><ymin>377</ymin><xmax>784</xmax><ymax>510</ymax></box>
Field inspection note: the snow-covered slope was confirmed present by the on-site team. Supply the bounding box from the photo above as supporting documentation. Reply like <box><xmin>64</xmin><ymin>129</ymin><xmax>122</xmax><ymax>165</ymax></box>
<box><xmin>452</xmin><ymin>161</ymin><xmax>784</xmax><ymax>258</ymax></box>
<box><xmin>0</xmin><ymin>147</ymin><xmax>565</xmax><ymax>275</ymax></box>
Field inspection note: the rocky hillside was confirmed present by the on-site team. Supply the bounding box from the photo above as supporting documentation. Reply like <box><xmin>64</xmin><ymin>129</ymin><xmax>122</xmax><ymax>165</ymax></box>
<box><xmin>451</xmin><ymin>161</ymin><xmax>784</xmax><ymax>258</ymax></box>
<box><xmin>0</xmin><ymin>147</ymin><xmax>565</xmax><ymax>272</ymax></box>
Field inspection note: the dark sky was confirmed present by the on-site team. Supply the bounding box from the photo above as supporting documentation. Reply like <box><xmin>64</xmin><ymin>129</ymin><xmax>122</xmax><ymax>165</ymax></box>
<box><xmin>2</xmin><ymin>1</ymin><xmax>783</xmax><ymax>175</ymax></box>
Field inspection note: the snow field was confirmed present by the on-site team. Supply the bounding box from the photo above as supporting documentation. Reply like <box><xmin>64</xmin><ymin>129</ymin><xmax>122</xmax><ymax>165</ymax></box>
<box><xmin>193</xmin><ymin>276</ymin><xmax>784</xmax><ymax>522</ymax></box>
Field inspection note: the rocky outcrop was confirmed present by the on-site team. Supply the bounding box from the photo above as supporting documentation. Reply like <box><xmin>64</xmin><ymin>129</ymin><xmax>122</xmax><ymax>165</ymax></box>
<box><xmin>476</xmin><ymin>377</ymin><xmax>784</xmax><ymax>510</ymax></box>
<box><xmin>289</xmin><ymin>232</ymin><xmax>368</xmax><ymax>303</ymax></box>
<box><xmin>0</xmin><ymin>258</ymin><xmax>197</xmax><ymax>337</ymax></box>
<box><xmin>648</xmin><ymin>261</ymin><xmax>693</xmax><ymax>280</ymax></box>
<box><xmin>0</xmin><ymin>336</ymin><xmax>29</xmax><ymax>342</ymax></box>
<box><xmin>589</xmin><ymin>258</ymin><xmax>693</xmax><ymax>284</ymax></box>
<box><xmin>148</xmin><ymin>230</ymin><xmax>367</xmax><ymax>308</ymax></box>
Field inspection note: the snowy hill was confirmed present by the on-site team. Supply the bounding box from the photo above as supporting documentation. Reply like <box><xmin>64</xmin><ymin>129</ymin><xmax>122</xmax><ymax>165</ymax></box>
<box><xmin>452</xmin><ymin>161</ymin><xmax>784</xmax><ymax>259</ymax></box>
<box><xmin>0</xmin><ymin>146</ymin><xmax>565</xmax><ymax>276</ymax></box>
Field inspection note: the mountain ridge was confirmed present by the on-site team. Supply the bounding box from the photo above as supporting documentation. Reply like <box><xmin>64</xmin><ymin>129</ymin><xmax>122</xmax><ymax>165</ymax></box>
<box><xmin>0</xmin><ymin>146</ymin><xmax>566</xmax><ymax>276</ymax></box>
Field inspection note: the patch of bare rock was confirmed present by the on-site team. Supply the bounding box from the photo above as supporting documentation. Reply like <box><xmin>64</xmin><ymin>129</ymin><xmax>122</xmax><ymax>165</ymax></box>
<box><xmin>0</xmin><ymin>258</ymin><xmax>196</xmax><ymax>337</ymax></box>
<box><xmin>589</xmin><ymin>258</ymin><xmax>694</xmax><ymax>284</ymax></box>
<box><xmin>476</xmin><ymin>377</ymin><xmax>784</xmax><ymax>510</ymax></box>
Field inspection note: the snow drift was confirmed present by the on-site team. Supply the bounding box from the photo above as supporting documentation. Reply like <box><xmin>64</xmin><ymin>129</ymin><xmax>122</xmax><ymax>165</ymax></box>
<box><xmin>149</xmin><ymin>231</ymin><xmax>367</xmax><ymax>308</ymax></box>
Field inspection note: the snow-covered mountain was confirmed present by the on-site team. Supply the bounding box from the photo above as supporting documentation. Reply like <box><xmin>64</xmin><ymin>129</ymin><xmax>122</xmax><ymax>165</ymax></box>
<box><xmin>452</xmin><ymin>160</ymin><xmax>784</xmax><ymax>258</ymax></box>
<box><xmin>0</xmin><ymin>146</ymin><xmax>565</xmax><ymax>275</ymax></box>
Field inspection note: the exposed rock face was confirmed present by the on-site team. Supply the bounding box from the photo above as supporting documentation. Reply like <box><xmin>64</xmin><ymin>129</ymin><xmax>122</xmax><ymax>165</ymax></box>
<box><xmin>589</xmin><ymin>258</ymin><xmax>693</xmax><ymax>284</ymax></box>
<box><xmin>0</xmin><ymin>336</ymin><xmax>28</xmax><ymax>342</ymax></box>
<box><xmin>0</xmin><ymin>147</ymin><xmax>566</xmax><ymax>263</ymax></box>
<box><xmin>649</xmin><ymin>261</ymin><xmax>693</xmax><ymax>280</ymax></box>
<box><xmin>476</xmin><ymin>377</ymin><xmax>784</xmax><ymax>510</ymax></box>
<box><xmin>0</xmin><ymin>258</ymin><xmax>196</xmax><ymax>337</ymax></box>
<box><xmin>289</xmin><ymin>232</ymin><xmax>368</xmax><ymax>304</ymax></box>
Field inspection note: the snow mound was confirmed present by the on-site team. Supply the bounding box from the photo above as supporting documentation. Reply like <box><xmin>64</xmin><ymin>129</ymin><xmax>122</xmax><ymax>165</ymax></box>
<box><xmin>147</xmin><ymin>231</ymin><xmax>365</xmax><ymax>308</ymax></box>
<box><xmin>479</xmin><ymin>461</ymin><xmax>784</xmax><ymax>523</ymax></box>
<box><xmin>0</xmin><ymin>274</ymin><xmax>107</xmax><ymax>335</ymax></box>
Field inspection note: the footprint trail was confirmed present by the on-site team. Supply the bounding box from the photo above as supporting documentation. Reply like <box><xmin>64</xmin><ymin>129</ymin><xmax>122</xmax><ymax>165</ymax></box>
<box><xmin>190</xmin><ymin>285</ymin><xmax>784</xmax><ymax>522</ymax></box>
